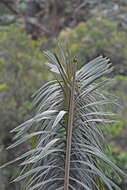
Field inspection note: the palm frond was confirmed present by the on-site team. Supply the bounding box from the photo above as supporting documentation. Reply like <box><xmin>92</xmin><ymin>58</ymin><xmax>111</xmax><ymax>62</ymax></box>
<box><xmin>8</xmin><ymin>46</ymin><xmax>126</xmax><ymax>190</ymax></box>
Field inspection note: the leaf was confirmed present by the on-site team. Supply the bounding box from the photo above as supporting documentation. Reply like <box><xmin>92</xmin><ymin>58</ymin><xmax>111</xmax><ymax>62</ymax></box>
<box><xmin>52</xmin><ymin>110</ymin><xmax>66</xmax><ymax>128</ymax></box>
<box><xmin>7</xmin><ymin>131</ymin><xmax>44</xmax><ymax>149</ymax></box>
<box><xmin>46</xmin><ymin>62</ymin><xmax>60</xmax><ymax>74</ymax></box>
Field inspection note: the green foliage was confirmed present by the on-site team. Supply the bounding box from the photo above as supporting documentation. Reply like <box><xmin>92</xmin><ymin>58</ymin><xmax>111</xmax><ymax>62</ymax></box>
<box><xmin>103</xmin><ymin>75</ymin><xmax>127</xmax><ymax>179</ymax></box>
<box><xmin>0</xmin><ymin>82</ymin><xmax>7</xmax><ymax>91</ymax></box>
<box><xmin>59</xmin><ymin>15</ymin><xmax>127</xmax><ymax>75</ymax></box>
<box><xmin>107</xmin><ymin>143</ymin><xmax>127</xmax><ymax>176</ymax></box>
<box><xmin>117</xmin><ymin>152</ymin><xmax>127</xmax><ymax>170</ymax></box>
<box><xmin>108</xmin><ymin>121</ymin><xmax>124</xmax><ymax>138</ymax></box>
<box><xmin>0</xmin><ymin>24</ymin><xmax>49</xmax><ymax>189</ymax></box>
<box><xmin>0</xmin><ymin>24</ymin><xmax>48</xmax><ymax>132</ymax></box>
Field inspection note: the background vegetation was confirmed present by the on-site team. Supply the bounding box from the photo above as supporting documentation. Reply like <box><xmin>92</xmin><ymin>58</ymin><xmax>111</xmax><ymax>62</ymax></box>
<box><xmin>0</xmin><ymin>0</ymin><xmax>127</xmax><ymax>189</ymax></box>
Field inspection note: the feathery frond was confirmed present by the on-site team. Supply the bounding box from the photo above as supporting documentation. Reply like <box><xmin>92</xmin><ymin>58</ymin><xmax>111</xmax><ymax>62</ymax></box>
<box><xmin>8</xmin><ymin>46</ymin><xmax>126</xmax><ymax>190</ymax></box>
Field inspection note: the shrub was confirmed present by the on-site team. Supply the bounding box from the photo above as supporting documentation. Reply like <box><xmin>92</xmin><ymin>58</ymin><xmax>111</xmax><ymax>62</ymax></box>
<box><xmin>7</xmin><ymin>46</ymin><xmax>126</xmax><ymax>190</ymax></box>
<box><xmin>59</xmin><ymin>15</ymin><xmax>127</xmax><ymax>75</ymax></box>
<box><xmin>0</xmin><ymin>24</ymin><xmax>48</xmax><ymax>190</ymax></box>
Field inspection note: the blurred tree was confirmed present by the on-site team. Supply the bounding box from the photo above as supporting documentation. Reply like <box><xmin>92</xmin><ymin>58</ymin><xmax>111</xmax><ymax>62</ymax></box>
<box><xmin>59</xmin><ymin>15</ymin><xmax>127</xmax><ymax>76</ymax></box>
<box><xmin>1</xmin><ymin>0</ymin><xmax>127</xmax><ymax>38</ymax></box>
<box><xmin>0</xmin><ymin>24</ymin><xmax>48</xmax><ymax>190</ymax></box>
<box><xmin>0</xmin><ymin>24</ymin><xmax>48</xmax><ymax>139</ymax></box>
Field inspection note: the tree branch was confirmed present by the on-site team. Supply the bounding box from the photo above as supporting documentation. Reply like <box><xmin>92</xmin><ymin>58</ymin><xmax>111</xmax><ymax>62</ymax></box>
<box><xmin>1</xmin><ymin>0</ymin><xmax>19</xmax><ymax>15</ymax></box>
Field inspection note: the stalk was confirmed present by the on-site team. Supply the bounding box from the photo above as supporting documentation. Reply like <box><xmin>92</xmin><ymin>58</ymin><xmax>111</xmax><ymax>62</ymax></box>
<box><xmin>64</xmin><ymin>57</ymin><xmax>77</xmax><ymax>190</ymax></box>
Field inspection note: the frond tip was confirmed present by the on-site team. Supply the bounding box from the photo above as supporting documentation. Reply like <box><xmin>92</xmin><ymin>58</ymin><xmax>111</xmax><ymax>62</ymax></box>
<box><xmin>8</xmin><ymin>46</ymin><xmax>126</xmax><ymax>190</ymax></box>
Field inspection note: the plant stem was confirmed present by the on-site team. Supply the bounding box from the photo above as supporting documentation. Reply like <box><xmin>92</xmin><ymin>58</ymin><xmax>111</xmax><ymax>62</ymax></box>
<box><xmin>64</xmin><ymin>58</ymin><xmax>77</xmax><ymax>190</ymax></box>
